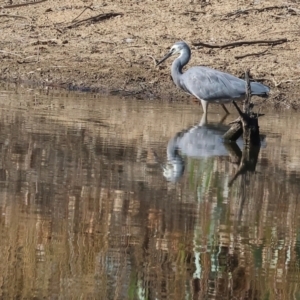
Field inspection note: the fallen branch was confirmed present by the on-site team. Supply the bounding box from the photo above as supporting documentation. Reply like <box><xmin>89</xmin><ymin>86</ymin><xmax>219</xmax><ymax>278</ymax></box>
<box><xmin>226</xmin><ymin>71</ymin><xmax>262</xmax><ymax>186</ymax></box>
<box><xmin>232</xmin><ymin>71</ymin><xmax>261</xmax><ymax>146</ymax></box>
<box><xmin>66</xmin><ymin>12</ymin><xmax>123</xmax><ymax>29</ymax></box>
<box><xmin>235</xmin><ymin>49</ymin><xmax>268</xmax><ymax>59</ymax></box>
<box><xmin>223</xmin><ymin>70</ymin><xmax>263</xmax><ymax>146</ymax></box>
<box><xmin>0</xmin><ymin>0</ymin><xmax>47</xmax><ymax>9</ymax></box>
<box><xmin>0</xmin><ymin>14</ymin><xmax>29</xmax><ymax>20</ymax></box>
<box><xmin>192</xmin><ymin>38</ymin><xmax>287</xmax><ymax>49</ymax></box>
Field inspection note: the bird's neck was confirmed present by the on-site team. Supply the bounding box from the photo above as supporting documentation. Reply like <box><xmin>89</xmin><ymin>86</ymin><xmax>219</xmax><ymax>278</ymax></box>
<box><xmin>171</xmin><ymin>60</ymin><xmax>183</xmax><ymax>87</ymax></box>
<box><xmin>171</xmin><ymin>51</ymin><xmax>190</xmax><ymax>87</ymax></box>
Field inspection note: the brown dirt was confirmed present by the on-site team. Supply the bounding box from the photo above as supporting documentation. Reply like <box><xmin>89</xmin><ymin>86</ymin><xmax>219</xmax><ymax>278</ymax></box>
<box><xmin>0</xmin><ymin>0</ymin><xmax>299</xmax><ymax>108</ymax></box>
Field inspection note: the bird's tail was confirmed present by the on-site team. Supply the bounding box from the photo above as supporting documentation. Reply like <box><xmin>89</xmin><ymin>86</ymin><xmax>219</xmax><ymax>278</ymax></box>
<box><xmin>250</xmin><ymin>82</ymin><xmax>270</xmax><ymax>97</ymax></box>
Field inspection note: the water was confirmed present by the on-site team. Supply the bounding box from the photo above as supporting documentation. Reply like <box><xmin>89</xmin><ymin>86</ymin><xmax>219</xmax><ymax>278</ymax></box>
<box><xmin>0</xmin><ymin>85</ymin><xmax>300</xmax><ymax>299</ymax></box>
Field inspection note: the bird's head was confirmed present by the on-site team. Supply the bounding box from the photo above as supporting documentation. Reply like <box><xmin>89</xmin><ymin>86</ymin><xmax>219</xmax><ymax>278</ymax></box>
<box><xmin>156</xmin><ymin>41</ymin><xmax>189</xmax><ymax>66</ymax></box>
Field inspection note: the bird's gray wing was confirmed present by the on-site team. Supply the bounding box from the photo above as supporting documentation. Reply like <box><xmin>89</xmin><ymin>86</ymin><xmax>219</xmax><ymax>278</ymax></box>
<box><xmin>180</xmin><ymin>66</ymin><xmax>247</xmax><ymax>101</ymax></box>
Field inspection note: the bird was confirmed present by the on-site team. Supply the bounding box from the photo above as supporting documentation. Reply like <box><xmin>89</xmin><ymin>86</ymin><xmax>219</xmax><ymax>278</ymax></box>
<box><xmin>161</xmin><ymin>120</ymin><xmax>266</xmax><ymax>182</ymax></box>
<box><xmin>156</xmin><ymin>41</ymin><xmax>270</xmax><ymax>115</ymax></box>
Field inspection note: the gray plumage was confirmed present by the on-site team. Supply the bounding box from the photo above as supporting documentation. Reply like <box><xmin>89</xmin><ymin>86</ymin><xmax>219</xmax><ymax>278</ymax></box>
<box><xmin>157</xmin><ymin>41</ymin><xmax>270</xmax><ymax>115</ymax></box>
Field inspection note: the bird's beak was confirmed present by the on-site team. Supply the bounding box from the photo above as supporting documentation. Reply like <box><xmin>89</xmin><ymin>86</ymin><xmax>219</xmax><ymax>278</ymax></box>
<box><xmin>156</xmin><ymin>50</ymin><xmax>174</xmax><ymax>66</ymax></box>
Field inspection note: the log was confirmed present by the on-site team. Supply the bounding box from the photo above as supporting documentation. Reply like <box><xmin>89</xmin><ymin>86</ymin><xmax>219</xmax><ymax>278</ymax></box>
<box><xmin>222</xmin><ymin>121</ymin><xmax>242</xmax><ymax>141</ymax></box>
<box><xmin>228</xmin><ymin>144</ymin><xmax>260</xmax><ymax>187</ymax></box>
<box><xmin>224</xmin><ymin>70</ymin><xmax>262</xmax><ymax>186</ymax></box>
<box><xmin>222</xmin><ymin>69</ymin><xmax>261</xmax><ymax>147</ymax></box>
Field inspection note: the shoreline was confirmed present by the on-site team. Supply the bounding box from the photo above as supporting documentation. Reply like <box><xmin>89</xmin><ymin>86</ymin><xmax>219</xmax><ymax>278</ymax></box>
<box><xmin>0</xmin><ymin>0</ymin><xmax>299</xmax><ymax>108</ymax></box>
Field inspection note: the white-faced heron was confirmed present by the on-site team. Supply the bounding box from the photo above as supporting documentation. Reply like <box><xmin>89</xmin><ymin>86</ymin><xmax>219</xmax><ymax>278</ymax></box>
<box><xmin>156</xmin><ymin>41</ymin><xmax>270</xmax><ymax>115</ymax></box>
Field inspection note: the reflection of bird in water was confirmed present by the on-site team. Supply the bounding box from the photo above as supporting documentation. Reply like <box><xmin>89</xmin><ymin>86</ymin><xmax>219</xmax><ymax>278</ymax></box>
<box><xmin>156</xmin><ymin>41</ymin><xmax>270</xmax><ymax>116</ymax></box>
<box><xmin>162</xmin><ymin>122</ymin><xmax>244</xmax><ymax>182</ymax></box>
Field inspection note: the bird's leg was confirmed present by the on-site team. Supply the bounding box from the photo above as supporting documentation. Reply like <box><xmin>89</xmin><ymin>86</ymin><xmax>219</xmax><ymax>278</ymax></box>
<box><xmin>200</xmin><ymin>100</ymin><xmax>208</xmax><ymax>115</ymax></box>
<box><xmin>199</xmin><ymin>113</ymin><xmax>208</xmax><ymax>126</ymax></box>
<box><xmin>199</xmin><ymin>100</ymin><xmax>208</xmax><ymax>126</ymax></box>
<box><xmin>218</xmin><ymin>114</ymin><xmax>228</xmax><ymax>125</ymax></box>
<box><xmin>221</xmin><ymin>104</ymin><xmax>230</xmax><ymax>115</ymax></box>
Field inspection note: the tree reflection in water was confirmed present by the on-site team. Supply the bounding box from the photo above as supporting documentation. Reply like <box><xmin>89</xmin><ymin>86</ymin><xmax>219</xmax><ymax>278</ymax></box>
<box><xmin>0</xmin><ymin>92</ymin><xmax>299</xmax><ymax>299</ymax></box>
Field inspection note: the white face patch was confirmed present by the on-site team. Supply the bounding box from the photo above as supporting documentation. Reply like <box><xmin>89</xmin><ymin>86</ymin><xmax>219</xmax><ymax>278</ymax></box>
<box><xmin>171</xmin><ymin>45</ymin><xmax>181</xmax><ymax>55</ymax></box>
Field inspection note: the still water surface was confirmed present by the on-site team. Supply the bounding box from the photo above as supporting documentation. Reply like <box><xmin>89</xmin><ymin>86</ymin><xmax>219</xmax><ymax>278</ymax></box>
<box><xmin>0</xmin><ymin>86</ymin><xmax>300</xmax><ymax>299</ymax></box>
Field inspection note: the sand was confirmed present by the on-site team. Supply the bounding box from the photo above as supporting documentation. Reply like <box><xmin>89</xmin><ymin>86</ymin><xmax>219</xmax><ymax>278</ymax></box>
<box><xmin>0</xmin><ymin>0</ymin><xmax>299</xmax><ymax>108</ymax></box>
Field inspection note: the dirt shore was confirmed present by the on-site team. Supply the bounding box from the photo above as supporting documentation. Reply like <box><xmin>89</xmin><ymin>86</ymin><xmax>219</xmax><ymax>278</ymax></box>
<box><xmin>0</xmin><ymin>0</ymin><xmax>299</xmax><ymax>108</ymax></box>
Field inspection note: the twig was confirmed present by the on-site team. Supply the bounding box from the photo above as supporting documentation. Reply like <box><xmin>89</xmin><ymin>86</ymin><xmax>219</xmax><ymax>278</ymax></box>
<box><xmin>37</xmin><ymin>46</ymin><xmax>40</xmax><ymax>63</ymax></box>
<box><xmin>71</xmin><ymin>5</ymin><xmax>94</xmax><ymax>23</ymax></box>
<box><xmin>147</xmin><ymin>55</ymin><xmax>157</xmax><ymax>65</ymax></box>
<box><xmin>228</xmin><ymin>117</ymin><xmax>241</xmax><ymax>125</ymax></box>
<box><xmin>192</xmin><ymin>38</ymin><xmax>287</xmax><ymax>49</ymax></box>
<box><xmin>0</xmin><ymin>14</ymin><xmax>29</xmax><ymax>20</ymax></box>
<box><xmin>0</xmin><ymin>0</ymin><xmax>47</xmax><ymax>9</ymax></box>
<box><xmin>0</xmin><ymin>50</ymin><xmax>23</xmax><ymax>57</ymax></box>
<box><xmin>31</xmin><ymin>39</ymin><xmax>58</xmax><ymax>46</ymax></box>
<box><xmin>17</xmin><ymin>60</ymin><xmax>34</xmax><ymax>64</ymax></box>
<box><xmin>222</xmin><ymin>5</ymin><xmax>288</xmax><ymax>18</ymax></box>
<box><xmin>235</xmin><ymin>49</ymin><xmax>268</xmax><ymax>59</ymax></box>
<box><xmin>66</xmin><ymin>12</ymin><xmax>123</xmax><ymax>29</ymax></box>
<box><xmin>271</xmin><ymin>78</ymin><xmax>300</xmax><ymax>87</ymax></box>
<box><xmin>94</xmin><ymin>38</ymin><xmax>116</xmax><ymax>44</ymax></box>
<box><xmin>55</xmin><ymin>28</ymin><xmax>64</xmax><ymax>34</ymax></box>
<box><xmin>259</xmin><ymin>27</ymin><xmax>272</xmax><ymax>35</ymax></box>
<box><xmin>243</xmin><ymin>70</ymin><xmax>251</xmax><ymax>115</ymax></box>
<box><xmin>270</xmin><ymin>14</ymin><xmax>287</xmax><ymax>19</ymax></box>
<box><xmin>180</xmin><ymin>11</ymin><xmax>205</xmax><ymax>15</ymax></box>
<box><xmin>288</xmin><ymin>7</ymin><xmax>300</xmax><ymax>15</ymax></box>
<box><xmin>100</xmin><ymin>41</ymin><xmax>115</xmax><ymax>44</ymax></box>
<box><xmin>260</xmin><ymin>29</ymin><xmax>300</xmax><ymax>35</ymax></box>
